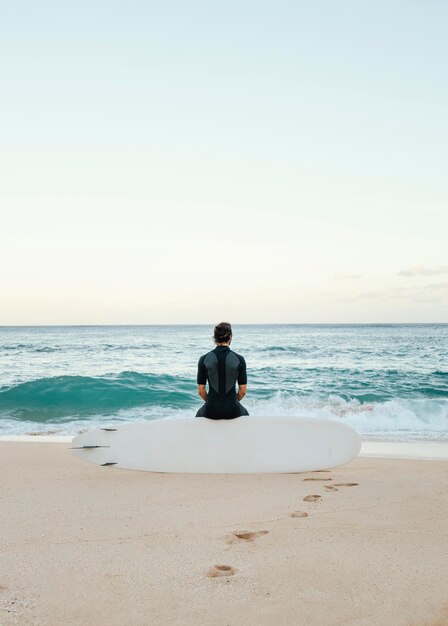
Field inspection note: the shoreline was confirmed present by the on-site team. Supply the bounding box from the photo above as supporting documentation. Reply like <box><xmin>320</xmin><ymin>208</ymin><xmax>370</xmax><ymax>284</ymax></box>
<box><xmin>1</xmin><ymin>435</ymin><xmax>448</xmax><ymax>460</ymax></box>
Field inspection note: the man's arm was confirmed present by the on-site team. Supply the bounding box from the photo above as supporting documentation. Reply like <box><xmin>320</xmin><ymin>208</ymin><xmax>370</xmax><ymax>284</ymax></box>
<box><xmin>237</xmin><ymin>384</ymin><xmax>247</xmax><ymax>401</ymax></box>
<box><xmin>237</xmin><ymin>355</ymin><xmax>247</xmax><ymax>401</ymax></box>
<box><xmin>197</xmin><ymin>355</ymin><xmax>207</xmax><ymax>401</ymax></box>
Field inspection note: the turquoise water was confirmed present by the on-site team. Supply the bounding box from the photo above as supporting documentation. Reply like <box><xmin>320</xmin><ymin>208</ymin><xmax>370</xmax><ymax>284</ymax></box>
<box><xmin>0</xmin><ymin>324</ymin><xmax>447</xmax><ymax>440</ymax></box>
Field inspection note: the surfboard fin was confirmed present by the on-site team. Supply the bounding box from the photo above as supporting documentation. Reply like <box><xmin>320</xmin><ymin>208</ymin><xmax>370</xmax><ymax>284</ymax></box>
<box><xmin>101</xmin><ymin>462</ymin><xmax>117</xmax><ymax>466</ymax></box>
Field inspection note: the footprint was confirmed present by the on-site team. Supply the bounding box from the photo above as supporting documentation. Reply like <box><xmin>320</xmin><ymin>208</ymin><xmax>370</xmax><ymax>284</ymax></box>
<box><xmin>226</xmin><ymin>530</ymin><xmax>269</xmax><ymax>544</ymax></box>
<box><xmin>303</xmin><ymin>477</ymin><xmax>332</xmax><ymax>481</ymax></box>
<box><xmin>289</xmin><ymin>511</ymin><xmax>308</xmax><ymax>518</ymax></box>
<box><xmin>206</xmin><ymin>565</ymin><xmax>236</xmax><ymax>578</ymax></box>
<box><xmin>333</xmin><ymin>483</ymin><xmax>359</xmax><ymax>487</ymax></box>
<box><xmin>232</xmin><ymin>530</ymin><xmax>269</xmax><ymax>541</ymax></box>
<box><xmin>324</xmin><ymin>485</ymin><xmax>338</xmax><ymax>491</ymax></box>
<box><xmin>303</xmin><ymin>495</ymin><xmax>321</xmax><ymax>502</ymax></box>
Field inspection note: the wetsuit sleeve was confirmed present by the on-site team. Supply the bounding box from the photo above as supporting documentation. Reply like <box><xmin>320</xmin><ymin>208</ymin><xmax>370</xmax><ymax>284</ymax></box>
<box><xmin>197</xmin><ymin>355</ymin><xmax>207</xmax><ymax>385</ymax></box>
<box><xmin>237</xmin><ymin>356</ymin><xmax>247</xmax><ymax>385</ymax></box>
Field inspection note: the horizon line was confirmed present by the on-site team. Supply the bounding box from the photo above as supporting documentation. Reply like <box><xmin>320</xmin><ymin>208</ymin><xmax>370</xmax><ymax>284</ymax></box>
<box><xmin>0</xmin><ymin>322</ymin><xmax>447</xmax><ymax>328</ymax></box>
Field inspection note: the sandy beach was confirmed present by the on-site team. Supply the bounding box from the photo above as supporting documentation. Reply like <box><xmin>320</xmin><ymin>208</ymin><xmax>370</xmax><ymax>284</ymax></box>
<box><xmin>1</xmin><ymin>443</ymin><xmax>447</xmax><ymax>626</ymax></box>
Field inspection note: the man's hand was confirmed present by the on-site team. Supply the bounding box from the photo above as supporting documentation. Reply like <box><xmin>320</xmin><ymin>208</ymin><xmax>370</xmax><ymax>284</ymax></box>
<box><xmin>237</xmin><ymin>384</ymin><xmax>247</xmax><ymax>401</ymax></box>
<box><xmin>197</xmin><ymin>384</ymin><xmax>207</xmax><ymax>401</ymax></box>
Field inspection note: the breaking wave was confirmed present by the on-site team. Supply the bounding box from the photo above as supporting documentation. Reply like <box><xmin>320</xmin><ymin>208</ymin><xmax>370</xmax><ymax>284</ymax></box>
<box><xmin>0</xmin><ymin>372</ymin><xmax>447</xmax><ymax>440</ymax></box>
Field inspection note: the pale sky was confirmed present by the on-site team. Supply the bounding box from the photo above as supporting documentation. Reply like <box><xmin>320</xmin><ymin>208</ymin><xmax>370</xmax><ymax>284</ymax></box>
<box><xmin>1</xmin><ymin>1</ymin><xmax>447</xmax><ymax>324</ymax></box>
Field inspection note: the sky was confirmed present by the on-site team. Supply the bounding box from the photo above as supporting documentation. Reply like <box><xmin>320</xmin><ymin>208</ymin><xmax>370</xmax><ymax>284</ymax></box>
<box><xmin>1</xmin><ymin>0</ymin><xmax>447</xmax><ymax>324</ymax></box>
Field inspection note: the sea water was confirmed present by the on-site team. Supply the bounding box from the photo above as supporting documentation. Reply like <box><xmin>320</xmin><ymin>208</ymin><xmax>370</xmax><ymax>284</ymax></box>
<box><xmin>0</xmin><ymin>324</ymin><xmax>447</xmax><ymax>441</ymax></box>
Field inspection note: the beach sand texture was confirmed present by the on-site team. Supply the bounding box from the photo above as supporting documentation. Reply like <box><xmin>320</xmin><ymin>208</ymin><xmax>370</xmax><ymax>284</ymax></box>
<box><xmin>1</xmin><ymin>443</ymin><xmax>447</xmax><ymax>626</ymax></box>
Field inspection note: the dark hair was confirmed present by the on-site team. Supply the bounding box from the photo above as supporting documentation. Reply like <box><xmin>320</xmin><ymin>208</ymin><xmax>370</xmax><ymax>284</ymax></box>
<box><xmin>213</xmin><ymin>322</ymin><xmax>232</xmax><ymax>344</ymax></box>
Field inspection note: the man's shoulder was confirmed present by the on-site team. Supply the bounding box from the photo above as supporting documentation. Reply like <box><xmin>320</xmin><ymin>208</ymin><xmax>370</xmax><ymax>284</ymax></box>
<box><xmin>230</xmin><ymin>349</ymin><xmax>246</xmax><ymax>364</ymax></box>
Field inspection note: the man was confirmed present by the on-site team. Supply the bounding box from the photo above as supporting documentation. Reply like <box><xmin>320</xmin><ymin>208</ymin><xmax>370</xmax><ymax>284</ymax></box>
<box><xmin>196</xmin><ymin>322</ymin><xmax>249</xmax><ymax>419</ymax></box>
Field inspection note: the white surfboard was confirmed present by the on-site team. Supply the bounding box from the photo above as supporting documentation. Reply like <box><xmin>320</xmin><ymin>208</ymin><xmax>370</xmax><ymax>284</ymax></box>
<box><xmin>71</xmin><ymin>416</ymin><xmax>361</xmax><ymax>473</ymax></box>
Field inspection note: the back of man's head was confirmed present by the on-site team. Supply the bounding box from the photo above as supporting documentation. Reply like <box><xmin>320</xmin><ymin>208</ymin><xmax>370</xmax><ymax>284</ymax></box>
<box><xmin>213</xmin><ymin>322</ymin><xmax>232</xmax><ymax>344</ymax></box>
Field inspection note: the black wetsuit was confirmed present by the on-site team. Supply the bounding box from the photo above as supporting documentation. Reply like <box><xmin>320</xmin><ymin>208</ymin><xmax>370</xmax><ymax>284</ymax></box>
<box><xmin>196</xmin><ymin>346</ymin><xmax>249</xmax><ymax>419</ymax></box>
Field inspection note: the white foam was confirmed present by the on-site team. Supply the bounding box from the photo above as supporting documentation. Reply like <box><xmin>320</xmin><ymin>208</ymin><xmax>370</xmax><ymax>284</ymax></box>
<box><xmin>0</xmin><ymin>435</ymin><xmax>73</xmax><ymax>442</ymax></box>
<box><xmin>249</xmin><ymin>393</ymin><xmax>448</xmax><ymax>438</ymax></box>
<box><xmin>360</xmin><ymin>441</ymin><xmax>448</xmax><ymax>460</ymax></box>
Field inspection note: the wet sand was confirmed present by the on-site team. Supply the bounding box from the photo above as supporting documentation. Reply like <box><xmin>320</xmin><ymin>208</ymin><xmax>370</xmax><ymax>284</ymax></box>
<box><xmin>1</xmin><ymin>442</ymin><xmax>447</xmax><ymax>626</ymax></box>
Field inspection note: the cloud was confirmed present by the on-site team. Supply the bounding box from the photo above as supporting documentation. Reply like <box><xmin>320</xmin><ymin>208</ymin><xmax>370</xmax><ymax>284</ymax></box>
<box><xmin>333</xmin><ymin>272</ymin><xmax>362</xmax><ymax>280</ymax></box>
<box><xmin>398</xmin><ymin>265</ymin><xmax>448</xmax><ymax>277</ymax></box>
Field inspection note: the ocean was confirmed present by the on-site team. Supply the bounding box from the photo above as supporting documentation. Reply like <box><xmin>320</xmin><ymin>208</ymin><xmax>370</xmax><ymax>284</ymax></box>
<box><xmin>0</xmin><ymin>324</ymin><xmax>447</xmax><ymax>441</ymax></box>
